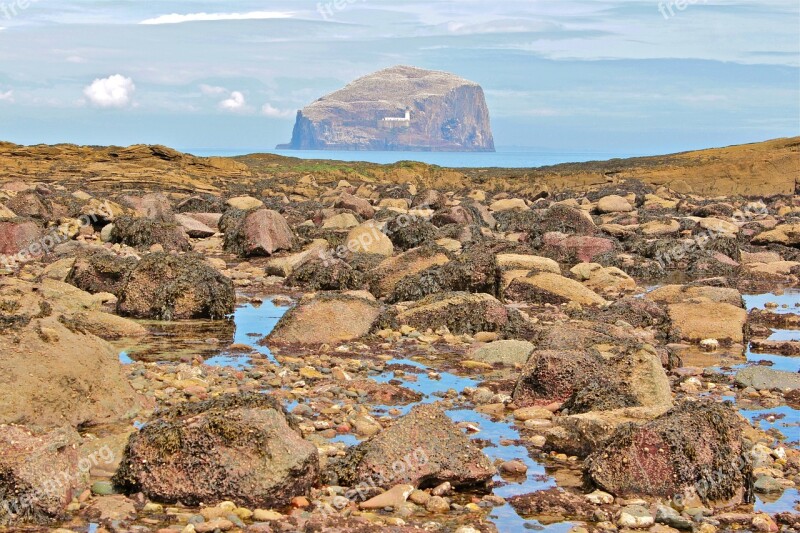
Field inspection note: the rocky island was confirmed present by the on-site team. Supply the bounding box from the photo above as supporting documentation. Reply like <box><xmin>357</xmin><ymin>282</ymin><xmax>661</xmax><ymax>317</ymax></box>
<box><xmin>278</xmin><ymin>66</ymin><xmax>495</xmax><ymax>152</ymax></box>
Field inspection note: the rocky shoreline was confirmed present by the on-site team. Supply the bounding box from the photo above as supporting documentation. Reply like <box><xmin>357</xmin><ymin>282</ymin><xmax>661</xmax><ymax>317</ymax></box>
<box><xmin>0</xmin><ymin>143</ymin><xmax>798</xmax><ymax>533</ymax></box>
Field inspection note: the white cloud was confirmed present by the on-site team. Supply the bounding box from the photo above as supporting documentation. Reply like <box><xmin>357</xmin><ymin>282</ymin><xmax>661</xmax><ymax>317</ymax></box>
<box><xmin>261</xmin><ymin>103</ymin><xmax>295</xmax><ymax>118</ymax></box>
<box><xmin>200</xmin><ymin>84</ymin><xmax>227</xmax><ymax>96</ymax></box>
<box><xmin>219</xmin><ymin>90</ymin><xmax>246</xmax><ymax>111</ymax></box>
<box><xmin>83</xmin><ymin>74</ymin><xmax>135</xmax><ymax>108</ymax></box>
<box><xmin>0</xmin><ymin>90</ymin><xmax>13</xmax><ymax>102</ymax></box>
<box><xmin>140</xmin><ymin>11</ymin><xmax>293</xmax><ymax>25</ymax></box>
<box><xmin>66</xmin><ymin>55</ymin><xmax>86</xmax><ymax>63</ymax></box>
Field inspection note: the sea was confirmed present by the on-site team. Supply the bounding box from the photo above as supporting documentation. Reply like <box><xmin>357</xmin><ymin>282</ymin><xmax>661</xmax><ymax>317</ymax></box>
<box><xmin>185</xmin><ymin>147</ymin><xmax>648</xmax><ymax>169</ymax></box>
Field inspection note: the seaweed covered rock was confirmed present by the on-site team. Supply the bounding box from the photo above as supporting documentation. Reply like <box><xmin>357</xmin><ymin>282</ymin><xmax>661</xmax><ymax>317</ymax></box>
<box><xmin>110</xmin><ymin>216</ymin><xmax>191</xmax><ymax>252</ymax></box>
<box><xmin>586</xmin><ymin>401</ymin><xmax>752</xmax><ymax>505</ymax></box>
<box><xmin>388</xmin><ymin>242</ymin><xmax>503</xmax><ymax>302</ymax></box>
<box><xmin>113</xmin><ymin>393</ymin><xmax>319</xmax><ymax>508</ymax></box>
<box><xmin>535</xmin><ymin>204</ymin><xmax>597</xmax><ymax>236</ymax></box>
<box><xmin>392</xmin><ymin>292</ymin><xmax>520</xmax><ymax>335</ymax></box>
<box><xmin>117</xmin><ymin>252</ymin><xmax>235</xmax><ymax>320</ymax></box>
<box><xmin>430</xmin><ymin>205</ymin><xmax>475</xmax><ymax>227</ymax></box>
<box><xmin>324</xmin><ymin>403</ymin><xmax>494</xmax><ymax>489</ymax></box>
<box><xmin>368</xmin><ymin>245</ymin><xmax>450</xmax><ymax>299</ymax></box>
<box><xmin>0</xmin><ymin>425</ymin><xmax>84</xmax><ymax>525</ymax></box>
<box><xmin>512</xmin><ymin>350</ymin><xmax>609</xmax><ymax>407</ymax></box>
<box><xmin>286</xmin><ymin>257</ymin><xmax>363</xmax><ymax>291</ymax></box>
<box><xmin>266</xmin><ymin>292</ymin><xmax>381</xmax><ymax>345</ymax></box>
<box><xmin>505</xmin><ymin>272</ymin><xmax>607</xmax><ymax>306</ymax></box>
<box><xmin>220</xmin><ymin>207</ymin><xmax>293</xmax><ymax>257</ymax></box>
<box><xmin>65</xmin><ymin>248</ymin><xmax>139</xmax><ymax>296</ymax></box>
<box><xmin>384</xmin><ymin>214</ymin><xmax>439</xmax><ymax>251</ymax></box>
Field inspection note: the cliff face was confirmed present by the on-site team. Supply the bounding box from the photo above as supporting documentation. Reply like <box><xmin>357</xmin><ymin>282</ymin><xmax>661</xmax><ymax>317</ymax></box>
<box><xmin>279</xmin><ymin>66</ymin><xmax>495</xmax><ymax>152</ymax></box>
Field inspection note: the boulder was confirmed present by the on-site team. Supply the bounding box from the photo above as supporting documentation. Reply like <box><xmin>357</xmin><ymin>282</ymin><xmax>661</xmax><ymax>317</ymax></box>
<box><xmin>597</xmin><ymin>195</ymin><xmax>634</xmax><ymax>213</ymax></box>
<box><xmin>265</xmin><ymin>239</ymin><xmax>329</xmax><ymax>277</ymax></box>
<box><xmin>226</xmin><ymin>196</ymin><xmax>264</xmax><ymax>211</ymax></box>
<box><xmin>505</xmin><ymin>272</ymin><xmax>608</xmax><ymax>306</ymax></box>
<box><xmin>266</xmin><ymin>293</ymin><xmax>381</xmax><ymax>345</ymax></box>
<box><xmin>0</xmin><ymin>203</ymin><xmax>16</xmax><ymax>220</ymax></box>
<box><xmin>512</xmin><ymin>350</ymin><xmax>609</xmax><ymax>407</ymax></box>
<box><xmin>751</xmin><ymin>223</ymin><xmax>800</xmax><ymax>246</ymax></box>
<box><xmin>542</xmin><ymin>233</ymin><xmax>616</xmax><ymax>263</ymax></box>
<box><xmin>699</xmin><ymin>217</ymin><xmax>739</xmax><ymax>235</ymax></box>
<box><xmin>430</xmin><ymin>205</ymin><xmax>475</xmax><ymax>227</ymax></box>
<box><xmin>321</xmin><ymin>212</ymin><xmax>360</xmax><ymax>230</ymax></box>
<box><xmin>469</xmin><ymin>340</ymin><xmax>535</xmax><ymax>366</ymax></box>
<box><xmin>346</xmin><ymin>222</ymin><xmax>394</xmax><ymax>256</ymax></box>
<box><xmin>667</xmin><ymin>299</ymin><xmax>747</xmax><ymax>344</ymax></box>
<box><xmin>0</xmin><ymin>219</ymin><xmax>42</xmax><ymax>257</ymax></box>
<box><xmin>335</xmin><ymin>192</ymin><xmax>374</xmax><ymax>219</ymax></box>
<box><xmin>117</xmin><ymin>252</ymin><xmax>235</xmax><ymax>320</ymax></box>
<box><xmin>641</xmin><ymin>219</ymin><xmax>681</xmax><ymax>236</ymax></box>
<box><xmin>286</xmin><ymin>258</ymin><xmax>363</xmax><ymax>291</ymax></box>
<box><xmin>369</xmin><ymin>246</ymin><xmax>450</xmax><ymax>298</ymax></box>
<box><xmin>325</xmin><ymin>403</ymin><xmax>494</xmax><ymax>489</ymax></box>
<box><xmin>393</xmin><ymin>292</ymin><xmax>520</xmax><ymax>335</ymax></box>
<box><xmin>570</xmin><ymin>263</ymin><xmax>636</xmax><ymax>296</ymax></box>
<box><xmin>0</xmin><ymin>281</ymin><xmax>145</xmax><ymax>429</ymax></box>
<box><xmin>537</xmin><ymin>204</ymin><xmax>597</xmax><ymax>236</ymax></box>
<box><xmin>222</xmin><ymin>208</ymin><xmax>293</xmax><ymax>257</ymax></box>
<box><xmin>110</xmin><ymin>216</ymin><xmax>191</xmax><ymax>252</ymax></box>
<box><xmin>735</xmin><ymin>367</ymin><xmax>800</xmax><ymax>391</ymax></box>
<box><xmin>490</xmin><ymin>198</ymin><xmax>528</xmax><ymax>212</ymax></box>
<box><xmin>65</xmin><ymin>248</ymin><xmax>139</xmax><ymax>296</ymax></box>
<box><xmin>121</xmin><ymin>193</ymin><xmax>175</xmax><ymax>222</ymax></box>
<box><xmin>174</xmin><ymin>213</ymin><xmax>217</xmax><ymax>238</ymax></box>
<box><xmin>114</xmin><ymin>393</ymin><xmax>319</xmax><ymax>508</ymax></box>
<box><xmin>496</xmin><ymin>253</ymin><xmax>560</xmax><ymax>274</ymax></box>
<box><xmin>384</xmin><ymin>215</ymin><xmax>439</xmax><ymax>250</ymax></box>
<box><xmin>0</xmin><ymin>425</ymin><xmax>84</xmax><ymax>525</ymax></box>
<box><xmin>586</xmin><ymin>401</ymin><xmax>752</xmax><ymax>505</ymax></box>
<box><xmin>645</xmin><ymin>285</ymin><xmax>743</xmax><ymax>307</ymax></box>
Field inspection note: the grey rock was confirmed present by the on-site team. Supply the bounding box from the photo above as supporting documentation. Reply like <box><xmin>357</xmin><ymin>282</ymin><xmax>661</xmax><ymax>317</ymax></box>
<box><xmin>470</xmin><ymin>340</ymin><xmax>535</xmax><ymax>365</ymax></box>
<box><xmin>735</xmin><ymin>366</ymin><xmax>800</xmax><ymax>391</ymax></box>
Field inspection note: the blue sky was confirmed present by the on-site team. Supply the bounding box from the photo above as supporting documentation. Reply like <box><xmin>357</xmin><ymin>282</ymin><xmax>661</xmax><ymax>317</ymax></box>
<box><xmin>0</xmin><ymin>0</ymin><xmax>797</xmax><ymax>154</ymax></box>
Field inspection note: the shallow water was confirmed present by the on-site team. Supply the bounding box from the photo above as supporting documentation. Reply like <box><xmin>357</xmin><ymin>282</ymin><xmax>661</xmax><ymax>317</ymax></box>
<box><xmin>118</xmin><ymin>291</ymin><xmax>800</xmax><ymax>528</ymax></box>
<box><xmin>743</xmin><ymin>290</ymin><xmax>800</xmax><ymax>314</ymax></box>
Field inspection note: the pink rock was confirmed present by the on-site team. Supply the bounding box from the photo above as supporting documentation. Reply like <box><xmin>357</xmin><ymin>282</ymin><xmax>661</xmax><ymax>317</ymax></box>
<box><xmin>241</xmin><ymin>209</ymin><xmax>293</xmax><ymax>256</ymax></box>
<box><xmin>0</xmin><ymin>220</ymin><xmax>42</xmax><ymax>257</ymax></box>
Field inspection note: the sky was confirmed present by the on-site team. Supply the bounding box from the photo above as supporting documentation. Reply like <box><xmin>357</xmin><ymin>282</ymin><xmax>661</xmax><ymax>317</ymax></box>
<box><xmin>0</xmin><ymin>0</ymin><xmax>797</xmax><ymax>155</ymax></box>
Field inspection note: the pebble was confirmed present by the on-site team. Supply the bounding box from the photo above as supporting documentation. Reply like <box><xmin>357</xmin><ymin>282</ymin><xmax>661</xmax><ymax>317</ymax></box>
<box><xmin>425</xmin><ymin>495</ymin><xmax>450</xmax><ymax>513</ymax></box>
<box><xmin>617</xmin><ymin>505</ymin><xmax>654</xmax><ymax>528</ymax></box>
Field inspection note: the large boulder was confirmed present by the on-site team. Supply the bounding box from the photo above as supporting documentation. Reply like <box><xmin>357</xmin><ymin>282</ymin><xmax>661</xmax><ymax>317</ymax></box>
<box><xmin>0</xmin><ymin>219</ymin><xmax>42</xmax><ymax>258</ymax></box>
<box><xmin>505</xmin><ymin>272</ymin><xmax>608</xmax><ymax>306</ymax></box>
<box><xmin>221</xmin><ymin>208</ymin><xmax>293</xmax><ymax>257</ymax></box>
<box><xmin>384</xmin><ymin>215</ymin><xmax>439</xmax><ymax>251</ymax></box>
<box><xmin>542</xmin><ymin>233</ymin><xmax>616</xmax><ymax>263</ymax></box>
<box><xmin>537</xmin><ymin>204</ymin><xmax>597</xmax><ymax>236</ymax></box>
<box><xmin>369</xmin><ymin>246</ymin><xmax>450</xmax><ymax>298</ymax></box>
<box><xmin>512</xmin><ymin>350</ymin><xmax>609</xmax><ymax>407</ymax></box>
<box><xmin>667</xmin><ymin>299</ymin><xmax>747</xmax><ymax>344</ymax></box>
<box><xmin>586</xmin><ymin>401</ymin><xmax>752</xmax><ymax>506</ymax></box>
<box><xmin>114</xmin><ymin>393</ymin><xmax>319</xmax><ymax>508</ymax></box>
<box><xmin>325</xmin><ymin>403</ymin><xmax>494</xmax><ymax>489</ymax></box>
<box><xmin>266</xmin><ymin>293</ymin><xmax>381</xmax><ymax>345</ymax></box>
<box><xmin>393</xmin><ymin>292</ymin><xmax>520</xmax><ymax>335</ymax></box>
<box><xmin>0</xmin><ymin>280</ymin><xmax>145</xmax><ymax>430</ymax></box>
<box><xmin>0</xmin><ymin>425</ymin><xmax>84</xmax><ymax>525</ymax></box>
<box><xmin>65</xmin><ymin>248</ymin><xmax>139</xmax><ymax>296</ymax></box>
<box><xmin>751</xmin><ymin>223</ymin><xmax>800</xmax><ymax>246</ymax></box>
<box><xmin>645</xmin><ymin>285</ymin><xmax>743</xmax><ymax>307</ymax></box>
<box><xmin>346</xmin><ymin>222</ymin><xmax>394</xmax><ymax>256</ymax></box>
<box><xmin>110</xmin><ymin>216</ymin><xmax>191</xmax><ymax>252</ymax></box>
<box><xmin>117</xmin><ymin>252</ymin><xmax>235</xmax><ymax>320</ymax></box>
<box><xmin>286</xmin><ymin>258</ymin><xmax>363</xmax><ymax>291</ymax></box>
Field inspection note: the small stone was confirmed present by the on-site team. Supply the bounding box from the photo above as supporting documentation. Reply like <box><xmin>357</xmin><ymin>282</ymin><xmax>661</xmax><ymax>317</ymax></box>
<box><xmin>754</xmin><ymin>475</ymin><xmax>783</xmax><ymax>494</ymax></box>
<box><xmin>618</xmin><ymin>505</ymin><xmax>654</xmax><ymax>528</ymax></box>
<box><xmin>499</xmin><ymin>459</ymin><xmax>528</xmax><ymax>475</ymax></box>
<box><xmin>513</xmin><ymin>406</ymin><xmax>553</xmax><ymax>421</ymax></box>
<box><xmin>585</xmin><ymin>490</ymin><xmax>614</xmax><ymax>505</ymax></box>
<box><xmin>91</xmin><ymin>480</ymin><xmax>116</xmax><ymax>496</ymax></box>
<box><xmin>425</xmin><ymin>495</ymin><xmax>450</xmax><ymax>514</ymax></box>
<box><xmin>194</xmin><ymin>518</ymin><xmax>234</xmax><ymax>533</ymax></box>
<box><xmin>752</xmin><ymin>514</ymin><xmax>778</xmax><ymax>532</ymax></box>
<box><xmin>408</xmin><ymin>489</ymin><xmax>430</xmax><ymax>505</ymax></box>
<box><xmin>655</xmin><ymin>504</ymin><xmax>693</xmax><ymax>530</ymax></box>
<box><xmin>252</xmin><ymin>509</ymin><xmax>283</xmax><ymax>521</ymax></box>
<box><xmin>360</xmin><ymin>484</ymin><xmax>415</xmax><ymax>510</ymax></box>
<box><xmin>431</xmin><ymin>482</ymin><xmax>451</xmax><ymax>496</ymax></box>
